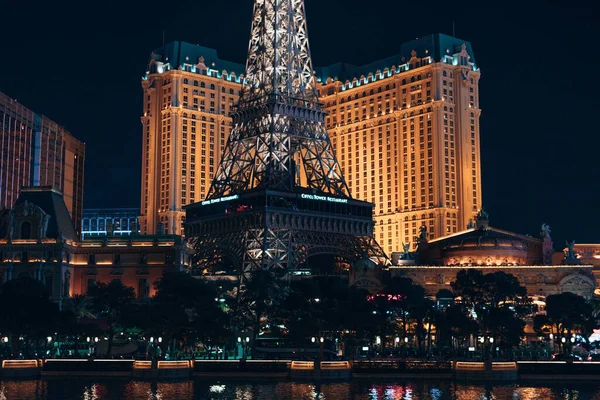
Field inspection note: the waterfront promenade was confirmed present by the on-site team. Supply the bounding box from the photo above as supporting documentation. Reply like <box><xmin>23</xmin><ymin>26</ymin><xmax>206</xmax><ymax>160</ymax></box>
<box><xmin>2</xmin><ymin>359</ymin><xmax>600</xmax><ymax>382</ymax></box>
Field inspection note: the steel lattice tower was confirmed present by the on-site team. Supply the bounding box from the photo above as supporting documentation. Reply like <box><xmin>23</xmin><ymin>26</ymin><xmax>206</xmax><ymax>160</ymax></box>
<box><xmin>186</xmin><ymin>0</ymin><xmax>388</xmax><ymax>274</ymax></box>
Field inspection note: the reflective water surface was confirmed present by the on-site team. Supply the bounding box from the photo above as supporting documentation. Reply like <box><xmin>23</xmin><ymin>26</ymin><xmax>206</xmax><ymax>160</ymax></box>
<box><xmin>1</xmin><ymin>379</ymin><xmax>599</xmax><ymax>400</ymax></box>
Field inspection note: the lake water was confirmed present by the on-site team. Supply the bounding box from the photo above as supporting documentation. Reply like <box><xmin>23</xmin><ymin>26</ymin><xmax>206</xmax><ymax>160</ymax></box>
<box><xmin>1</xmin><ymin>379</ymin><xmax>599</xmax><ymax>400</ymax></box>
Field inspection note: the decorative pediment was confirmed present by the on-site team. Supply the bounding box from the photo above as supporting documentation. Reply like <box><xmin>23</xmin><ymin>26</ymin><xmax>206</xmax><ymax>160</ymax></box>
<box><xmin>559</xmin><ymin>273</ymin><xmax>595</xmax><ymax>287</ymax></box>
<box><xmin>196</xmin><ymin>56</ymin><xmax>207</xmax><ymax>72</ymax></box>
<box><xmin>8</xmin><ymin>201</ymin><xmax>51</xmax><ymax>241</ymax></box>
<box><xmin>408</xmin><ymin>50</ymin><xmax>421</xmax><ymax>65</ymax></box>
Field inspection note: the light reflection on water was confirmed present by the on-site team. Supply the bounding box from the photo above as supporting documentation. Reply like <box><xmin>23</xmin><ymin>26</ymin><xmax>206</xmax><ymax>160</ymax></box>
<box><xmin>0</xmin><ymin>380</ymin><xmax>599</xmax><ymax>400</ymax></box>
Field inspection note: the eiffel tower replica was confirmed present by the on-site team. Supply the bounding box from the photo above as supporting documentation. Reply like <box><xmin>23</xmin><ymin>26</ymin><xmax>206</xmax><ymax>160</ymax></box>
<box><xmin>186</xmin><ymin>0</ymin><xmax>388</xmax><ymax>275</ymax></box>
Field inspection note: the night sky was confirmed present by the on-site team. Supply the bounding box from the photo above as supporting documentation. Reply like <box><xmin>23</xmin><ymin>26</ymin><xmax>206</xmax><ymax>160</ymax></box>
<box><xmin>0</xmin><ymin>0</ymin><xmax>598</xmax><ymax>248</ymax></box>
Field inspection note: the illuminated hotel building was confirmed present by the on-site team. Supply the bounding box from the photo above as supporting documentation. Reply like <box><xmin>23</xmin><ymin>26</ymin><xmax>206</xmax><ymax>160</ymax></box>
<box><xmin>0</xmin><ymin>91</ymin><xmax>85</xmax><ymax>234</ymax></box>
<box><xmin>140</xmin><ymin>42</ymin><xmax>244</xmax><ymax>235</ymax></box>
<box><xmin>316</xmin><ymin>34</ymin><xmax>481</xmax><ymax>255</ymax></box>
<box><xmin>141</xmin><ymin>35</ymin><xmax>482</xmax><ymax>255</ymax></box>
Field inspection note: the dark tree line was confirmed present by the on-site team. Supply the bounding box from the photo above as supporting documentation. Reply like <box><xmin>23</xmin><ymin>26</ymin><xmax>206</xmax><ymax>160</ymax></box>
<box><xmin>0</xmin><ymin>268</ymin><xmax>597</xmax><ymax>360</ymax></box>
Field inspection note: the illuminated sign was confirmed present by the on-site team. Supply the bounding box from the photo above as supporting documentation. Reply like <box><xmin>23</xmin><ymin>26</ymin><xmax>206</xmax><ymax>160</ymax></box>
<box><xmin>202</xmin><ymin>195</ymin><xmax>239</xmax><ymax>206</ymax></box>
<box><xmin>366</xmin><ymin>294</ymin><xmax>406</xmax><ymax>302</ymax></box>
<box><xmin>300</xmin><ymin>194</ymin><xmax>348</xmax><ymax>204</ymax></box>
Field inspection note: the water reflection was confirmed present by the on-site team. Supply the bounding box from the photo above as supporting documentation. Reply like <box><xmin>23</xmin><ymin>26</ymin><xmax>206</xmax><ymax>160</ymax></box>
<box><xmin>0</xmin><ymin>379</ymin><xmax>600</xmax><ymax>399</ymax></box>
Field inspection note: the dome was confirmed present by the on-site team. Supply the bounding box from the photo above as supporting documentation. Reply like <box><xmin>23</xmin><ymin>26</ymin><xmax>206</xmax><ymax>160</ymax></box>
<box><xmin>442</xmin><ymin>229</ymin><xmax>530</xmax><ymax>256</ymax></box>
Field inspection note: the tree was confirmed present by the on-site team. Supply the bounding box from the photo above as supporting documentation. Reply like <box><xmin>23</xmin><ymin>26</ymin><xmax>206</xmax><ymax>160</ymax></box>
<box><xmin>282</xmin><ymin>277</ymin><xmax>349</xmax><ymax>346</ymax></box>
<box><xmin>545</xmin><ymin>292</ymin><xmax>594</xmax><ymax>353</ymax></box>
<box><xmin>143</xmin><ymin>272</ymin><xmax>230</xmax><ymax>359</ymax></box>
<box><xmin>64</xmin><ymin>295</ymin><xmax>96</xmax><ymax>321</ymax></box>
<box><xmin>451</xmin><ymin>269</ymin><xmax>528</xmax><ymax>356</ymax></box>
<box><xmin>88</xmin><ymin>280</ymin><xmax>135</xmax><ymax>357</ymax></box>
<box><xmin>0</xmin><ymin>278</ymin><xmax>60</xmax><ymax>356</ymax></box>
<box><xmin>236</xmin><ymin>270</ymin><xmax>288</xmax><ymax>348</ymax></box>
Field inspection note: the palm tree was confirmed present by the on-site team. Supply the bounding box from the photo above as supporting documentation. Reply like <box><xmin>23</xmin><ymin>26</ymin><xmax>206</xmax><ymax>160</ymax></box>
<box><xmin>64</xmin><ymin>295</ymin><xmax>96</xmax><ymax>321</ymax></box>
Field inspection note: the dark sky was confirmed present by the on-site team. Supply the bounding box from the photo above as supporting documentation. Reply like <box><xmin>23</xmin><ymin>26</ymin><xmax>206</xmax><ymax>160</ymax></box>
<box><xmin>0</xmin><ymin>0</ymin><xmax>598</xmax><ymax>247</ymax></box>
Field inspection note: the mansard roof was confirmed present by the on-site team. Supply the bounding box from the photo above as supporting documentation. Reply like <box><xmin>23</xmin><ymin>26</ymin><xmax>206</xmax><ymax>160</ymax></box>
<box><xmin>12</xmin><ymin>186</ymin><xmax>76</xmax><ymax>241</ymax></box>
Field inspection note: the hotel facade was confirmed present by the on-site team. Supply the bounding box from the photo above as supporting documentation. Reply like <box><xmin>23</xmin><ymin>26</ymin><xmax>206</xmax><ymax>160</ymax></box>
<box><xmin>139</xmin><ymin>34</ymin><xmax>482</xmax><ymax>256</ymax></box>
<box><xmin>0</xmin><ymin>91</ymin><xmax>85</xmax><ymax>234</ymax></box>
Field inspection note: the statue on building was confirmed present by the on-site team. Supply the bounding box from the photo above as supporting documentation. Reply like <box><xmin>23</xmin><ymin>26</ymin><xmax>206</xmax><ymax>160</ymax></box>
<box><xmin>63</xmin><ymin>271</ymin><xmax>71</xmax><ymax>297</ymax></box>
<box><xmin>541</xmin><ymin>223</ymin><xmax>551</xmax><ymax>239</ymax></box>
<box><xmin>7</xmin><ymin>209</ymin><xmax>14</xmax><ymax>242</ymax></box>
<box><xmin>400</xmin><ymin>242</ymin><xmax>412</xmax><ymax>260</ymax></box>
<box><xmin>565</xmin><ymin>240</ymin><xmax>578</xmax><ymax>260</ymax></box>
<box><xmin>417</xmin><ymin>225</ymin><xmax>428</xmax><ymax>244</ymax></box>
<box><xmin>477</xmin><ymin>207</ymin><xmax>489</xmax><ymax>221</ymax></box>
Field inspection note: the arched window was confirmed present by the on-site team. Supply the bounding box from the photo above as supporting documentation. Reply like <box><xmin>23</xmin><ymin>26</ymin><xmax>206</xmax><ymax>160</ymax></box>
<box><xmin>193</xmin><ymin>80</ymin><xmax>199</xmax><ymax>86</ymax></box>
<box><xmin>210</xmin><ymin>84</ymin><xmax>215</xmax><ymax>90</ymax></box>
<box><xmin>200</xmin><ymin>82</ymin><xmax>205</xmax><ymax>88</ymax></box>
<box><xmin>230</xmin><ymin>89</ymin><xmax>234</xmax><ymax>94</ymax></box>
<box><xmin>183</xmin><ymin>78</ymin><xmax>188</xmax><ymax>84</ymax></box>
<box><xmin>21</xmin><ymin>222</ymin><xmax>31</xmax><ymax>239</ymax></box>
<box><xmin>443</xmin><ymin>71</ymin><xmax>447</xmax><ymax>77</ymax></box>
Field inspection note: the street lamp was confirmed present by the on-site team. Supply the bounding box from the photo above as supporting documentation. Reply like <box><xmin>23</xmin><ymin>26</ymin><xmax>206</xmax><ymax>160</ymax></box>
<box><xmin>376</xmin><ymin>336</ymin><xmax>381</xmax><ymax>345</ymax></box>
<box><xmin>311</xmin><ymin>337</ymin><xmax>316</xmax><ymax>343</ymax></box>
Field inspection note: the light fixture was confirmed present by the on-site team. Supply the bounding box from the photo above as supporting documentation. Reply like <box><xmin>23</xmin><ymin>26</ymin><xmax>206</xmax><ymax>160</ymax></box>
<box><xmin>311</xmin><ymin>337</ymin><xmax>315</xmax><ymax>343</ymax></box>
<box><xmin>246</xmin><ymin>337</ymin><xmax>250</xmax><ymax>343</ymax></box>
